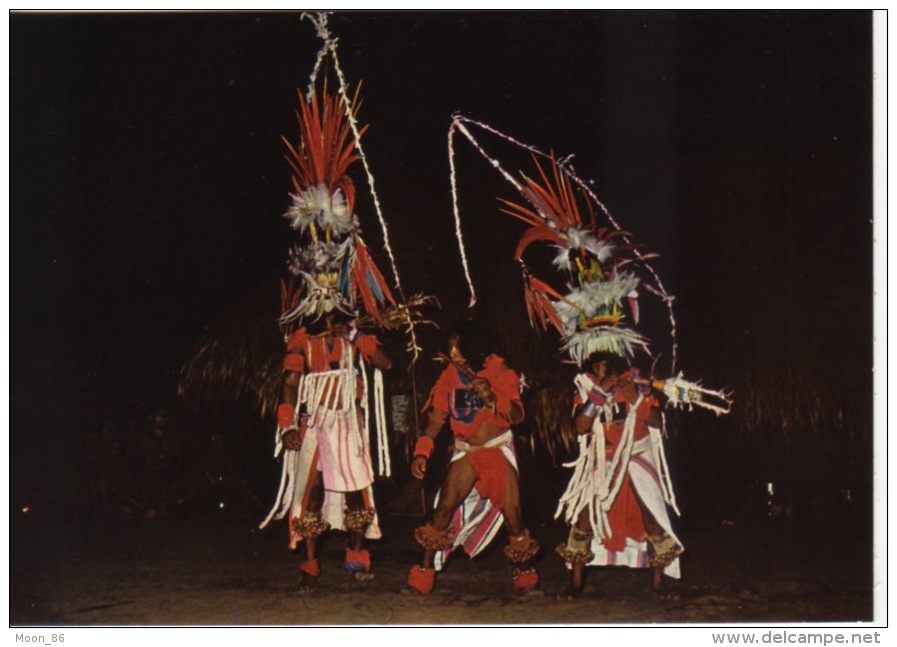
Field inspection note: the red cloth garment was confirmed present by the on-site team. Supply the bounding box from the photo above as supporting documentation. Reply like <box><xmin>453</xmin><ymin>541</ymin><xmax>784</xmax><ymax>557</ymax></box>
<box><xmin>601</xmin><ymin>472</ymin><xmax>645</xmax><ymax>552</ymax></box>
<box><xmin>286</xmin><ymin>328</ymin><xmax>309</xmax><ymax>352</ymax></box>
<box><xmin>354</xmin><ymin>333</ymin><xmax>378</xmax><ymax>359</ymax></box>
<box><xmin>426</xmin><ymin>354</ymin><xmax>522</xmax><ymax>441</ymax></box>
<box><xmin>572</xmin><ymin>372</ymin><xmax>658</xmax><ymax>445</ymax></box>
<box><xmin>573</xmin><ymin>372</ymin><xmax>659</xmax><ymax>550</ymax></box>
<box><xmin>285</xmin><ymin>327</ymin><xmax>380</xmax><ymax>374</ymax></box>
<box><xmin>465</xmin><ymin>446</ymin><xmax>511</xmax><ymax>509</ymax></box>
<box><xmin>271</xmin><ymin>326</ymin><xmax>384</xmax><ymax>542</ymax></box>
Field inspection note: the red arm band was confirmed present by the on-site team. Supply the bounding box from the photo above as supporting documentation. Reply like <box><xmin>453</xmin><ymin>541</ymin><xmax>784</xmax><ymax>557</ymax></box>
<box><xmin>277</xmin><ymin>403</ymin><xmax>296</xmax><ymax>429</ymax></box>
<box><xmin>284</xmin><ymin>352</ymin><xmax>305</xmax><ymax>373</ymax></box>
<box><xmin>414</xmin><ymin>435</ymin><xmax>435</xmax><ymax>459</ymax></box>
<box><xmin>286</xmin><ymin>328</ymin><xmax>308</xmax><ymax>351</ymax></box>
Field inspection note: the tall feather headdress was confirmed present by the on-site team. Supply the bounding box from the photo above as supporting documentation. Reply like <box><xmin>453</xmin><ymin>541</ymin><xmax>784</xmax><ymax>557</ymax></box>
<box><xmin>446</xmin><ymin>115</ymin><xmax>732</xmax><ymax>415</ymax></box>
<box><xmin>278</xmin><ymin>74</ymin><xmax>395</xmax><ymax>331</ymax></box>
<box><xmin>497</xmin><ymin>153</ymin><xmax>652</xmax><ymax>365</ymax></box>
<box><xmin>275</xmin><ymin>12</ymin><xmax>434</xmax><ymax>363</ymax></box>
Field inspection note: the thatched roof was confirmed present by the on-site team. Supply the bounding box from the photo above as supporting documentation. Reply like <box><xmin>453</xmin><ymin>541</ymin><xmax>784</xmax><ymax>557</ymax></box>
<box><xmin>178</xmin><ymin>282</ymin><xmax>284</xmax><ymax>420</ymax></box>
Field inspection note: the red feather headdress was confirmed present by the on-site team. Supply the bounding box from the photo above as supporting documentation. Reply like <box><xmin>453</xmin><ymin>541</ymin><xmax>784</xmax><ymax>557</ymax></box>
<box><xmin>493</xmin><ymin>153</ymin><xmax>651</xmax><ymax>362</ymax></box>
<box><xmin>278</xmin><ymin>83</ymin><xmax>395</xmax><ymax>329</ymax></box>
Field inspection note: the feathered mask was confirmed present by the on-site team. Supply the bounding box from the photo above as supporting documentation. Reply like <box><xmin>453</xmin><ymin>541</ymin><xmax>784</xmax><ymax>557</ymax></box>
<box><xmin>499</xmin><ymin>153</ymin><xmax>652</xmax><ymax>365</ymax></box>
<box><xmin>447</xmin><ymin>114</ymin><xmax>730</xmax><ymax>413</ymax></box>
<box><xmin>278</xmin><ymin>85</ymin><xmax>395</xmax><ymax>328</ymax></box>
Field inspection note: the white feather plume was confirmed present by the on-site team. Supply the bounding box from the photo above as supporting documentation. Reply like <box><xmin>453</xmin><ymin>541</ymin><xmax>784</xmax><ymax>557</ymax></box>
<box><xmin>284</xmin><ymin>184</ymin><xmax>355</xmax><ymax>236</ymax></box>
<box><xmin>551</xmin><ymin>227</ymin><xmax>616</xmax><ymax>272</ymax></box>
<box><xmin>562</xmin><ymin>326</ymin><xmax>651</xmax><ymax>365</ymax></box>
<box><xmin>279</xmin><ymin>280</ymin><xmax>357</xmax><ymax>326</ymax></box>
<box><xmin>554</xmin><ymin>272</ymin><xmax>642</xmax><ymax>333</ymax></box>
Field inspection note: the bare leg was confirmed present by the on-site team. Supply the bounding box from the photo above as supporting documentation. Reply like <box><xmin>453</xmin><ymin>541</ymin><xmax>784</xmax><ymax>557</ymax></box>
<box><xmin>499</xmin><ymin>464</ymin><xmax>525</xmax><ymax>536</ymax></box>
<box><xmin>500</xmin><ymin>468</ymin><xmax>541</xmax><ymax>594</ymax></box>
<box><xmin>344</xmin><ymin>489</ymin><xmax>374</xmax><ymax>581</ymax></box>
<box><xmin>557</xmin><ymin>508</ymin><xmax>591</xmax><ymax>601</ymax></box>
<box><xmin>299</xmin><ymin>471</ymin><xmax>326</xmax><ymax>592</ymax></box>
<box><xmin>634</xmin><ymin>490</ymin><xmax>680</xmax><ymax>599</ymax></box>
<box><xmin>420</xmin><ymin>457</ymin><xmax>477</xmax><ymax>569</ymax></box>
<box><xmin>344</xmin><ymin>490</ymin><xmax>366</xmax><ymax>551</ymax></box>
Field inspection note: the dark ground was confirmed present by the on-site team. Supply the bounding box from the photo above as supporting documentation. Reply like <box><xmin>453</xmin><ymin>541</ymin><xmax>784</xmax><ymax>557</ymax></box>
<box><xmin>9</xmin><ymin>482</ymin><xmax>875</xmax><ymax>626</ymax></box>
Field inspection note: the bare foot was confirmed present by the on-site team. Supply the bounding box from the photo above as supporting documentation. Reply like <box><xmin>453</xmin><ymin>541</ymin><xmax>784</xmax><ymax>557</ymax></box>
<box><xmin>351</xmin><ymin>571</ymin><xmax>375</xmax><ymax>583</ymax></box>
<box><xmin>297</xmin><ymin>572</ymin><xmax>318</xmax><ymax>594</ymax></box>
<box><xmin>556</xmin><ymin>586</ymin><xmax>584</xmax><ymax>602</ymax></box>
<box><xmin>517</xmin><ymin>587</ymin><xmax>545</xmax><ymax>598</ymax></box>
<box><xmin>651</xmin><ymin>584</ymin><xmax>680</xmax><ymax>600</ymax></box>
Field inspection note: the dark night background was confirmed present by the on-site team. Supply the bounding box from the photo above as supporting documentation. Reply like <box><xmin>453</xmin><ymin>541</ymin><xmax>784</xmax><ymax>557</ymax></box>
<box><xmin>10</xmin><ymin>9</ymin><xmax>875</xmax><ymax>557</ymax></box>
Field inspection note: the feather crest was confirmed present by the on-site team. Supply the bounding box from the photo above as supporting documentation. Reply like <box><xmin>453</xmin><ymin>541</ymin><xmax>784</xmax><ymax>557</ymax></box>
<box><xmin>514</xmin><ymin>224</ymin><xmax>567</xmax><ymax>260</ymax></box>
<box><xmin>349</xmin><ymin>237</ymin><xmax>397</xmax><ymax>328</ymax></box>
<box><xmin>522</xmin><ymin>274</ymin><xmax>566</xmax><ymax>334</ymax></box>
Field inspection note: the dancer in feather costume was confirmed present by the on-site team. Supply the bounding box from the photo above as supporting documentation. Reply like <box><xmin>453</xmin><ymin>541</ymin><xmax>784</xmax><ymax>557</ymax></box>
<box><xmin>259</xmin><ymin>14</ymin><xmax>405</xmax><ymax>592</ymax></box>
<box><xmin>445</xmin><ymin>116</ymin><xmax>732</xmax><ymax>600</ymax></box>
